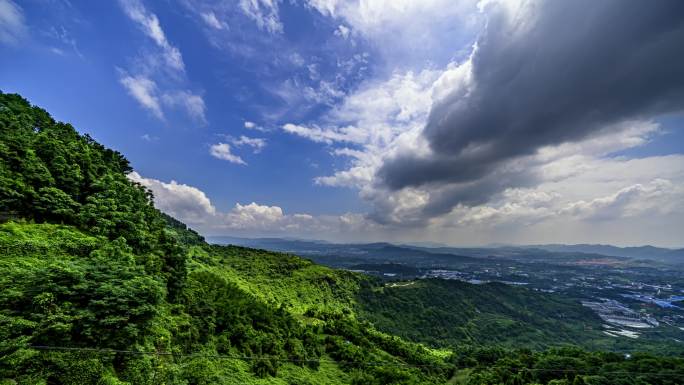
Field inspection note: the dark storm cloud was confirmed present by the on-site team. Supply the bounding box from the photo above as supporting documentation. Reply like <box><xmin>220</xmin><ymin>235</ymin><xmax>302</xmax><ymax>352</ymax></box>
<box><xmin>378</xmin><ymin>0</ymin><xmax>684</xmax><ymax>209</ymax></box>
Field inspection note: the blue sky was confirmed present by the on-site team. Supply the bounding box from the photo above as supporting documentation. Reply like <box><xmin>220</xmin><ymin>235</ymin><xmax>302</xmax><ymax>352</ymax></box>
<box><xmin>2</xmin><ymin>0</ymin><xmax>683</xmax><ymax>246</ymax></box>
<box><xmin>0</xmin><ymin>0</ymin><xmax>372</xmax><ymax>215</ymax></box>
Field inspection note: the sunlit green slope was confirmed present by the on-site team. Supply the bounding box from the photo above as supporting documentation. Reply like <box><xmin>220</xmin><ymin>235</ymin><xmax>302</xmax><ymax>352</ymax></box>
<box><xmin>1</xmin><ymin>91</ymin><xmax>683</xmax><ymax>385</ymax></box>
<box><xmin>0</xmin><ymin>91</ymin><xmax>452</xmax><ymax>384</ymax></box>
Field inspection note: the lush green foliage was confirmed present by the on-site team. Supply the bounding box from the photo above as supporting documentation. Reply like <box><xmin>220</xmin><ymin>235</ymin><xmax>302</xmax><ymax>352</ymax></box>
<box><xmin>0</xmin><ymin>92</ymin><xmax>451</xmax><ymax>384</ymax></box>
<box><xmin>0</xmin><ymin>92</ymin><xmax>161</xmax><ymax>251</ymax></box>
<box><xmin>451</xmin><ymin>346</ymin><xmax>684</xmax><ymax>385</ymax></box>
<box><xmin>1</xmin><ymin>91</ymin><xmax>682</xmax><ymax>385</ymax></box>
<box><xmin>358</xmin><ymin>279</ymin><xmax>605</xmax><ymax>350</ymax></box>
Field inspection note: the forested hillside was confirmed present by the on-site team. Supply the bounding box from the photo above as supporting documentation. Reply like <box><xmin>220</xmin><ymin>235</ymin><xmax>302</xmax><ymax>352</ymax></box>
<box><xmin>357</xmin><ymin>280</ymin><xmax>684</xmax><ymax>356</ymax></box>
<box><xmin>358</xmin><ymin>279</ymin><xmax>604</xmax><ymax>350</ymax></box>
<box><xmin>0</xmin><ymin>92</ymin><xmax>452</xmax><ymax>384</ymax></box>
<box><xmin>1</xmin><ymin>91</ymin><xmax>683</xmax><ymax>384</ymax></box>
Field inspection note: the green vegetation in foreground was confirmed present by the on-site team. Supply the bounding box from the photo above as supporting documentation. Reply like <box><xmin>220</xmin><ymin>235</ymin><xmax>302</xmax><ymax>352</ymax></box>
<box><xmin>449</xmin><ymin>345</ymin><xmax>684</xmax><ymax>385</ymax></box>
<box><xmin>1</xmin><ymin>91</ymin><xmax>683</xmax><ymax>384</ymax></box>
<box><xmin>0</xmin><ymin>91</ymin><xmax>452</xmax><ymax>384</ymax></box>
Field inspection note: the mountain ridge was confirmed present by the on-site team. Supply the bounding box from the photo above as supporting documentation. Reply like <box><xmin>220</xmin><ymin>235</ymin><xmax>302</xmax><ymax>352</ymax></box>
<box><xmin>209</xmin><ymin>236</ymin><xmax>684</xmax><ymax>264</ymax></box>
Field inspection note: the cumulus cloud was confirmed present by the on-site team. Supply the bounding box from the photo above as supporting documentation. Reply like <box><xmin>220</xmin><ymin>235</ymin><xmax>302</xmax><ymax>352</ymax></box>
<box><xmin>438</xmin><ymin>153</ymin><xmax>684</xmax><ymax>230</ymax></box>
<box><xmin>155</xmin><ymin>0</ymin><xmax>684</xmax><ymax>245</ymax></box>
<box><xmin>283</xmin><ymin>68</ymin><xmax>441</xmax><ymax>189</ymax></box>
<box><xmin>219</xmin><ymin>202</ymin><xmax>345</xmax><ymax>234</ymax></box>
<box><xmin>127</xmin><ymin>172</ymin><xmax>378</xmax><ymax>238</ymax></box>
<box><xmin>560</xmin><ymin>180</ymin><xmax>675</xmax><ymax>221</ymax></box>
<box><xmin>128</xmin><ymin>171</ymin><xmax>216</xmax><ymax>221</ymax></box>
<box><xmin>0</xmin><ymin>0</ymin><xmax>26</xmax><ymax>45</ymax></box>
<box><xmin>282</xmin><ymin>68</ymin><xmax>448</xmax><ymax>224</ymax></box>
<box><xmin>210</xmin><ymin>143</ymin><xmax>247</xmax><ymax>165</ymax></box>
<box><xmin>444</xmin><ymin>178</ymin><xmax>681</xmax><ymax>228</ymax></box>
<box><xmin>130</xmin><ymin>148</ymin><xmax>684</xmax><ymax>244</ymax></box>
<box><xmin>282</xmin><ymin>0</ymin><xmax>684</xmax><ymax>232</ymax></box>
<box><xmin>379</xmin><ymin>0</ymin><xmax>684</xmax><ymax>198</ymax></box>
<box><xmin>226</xmin><ymin>202</ymin><xmax>283</xmax><ymax>229</ymax></box>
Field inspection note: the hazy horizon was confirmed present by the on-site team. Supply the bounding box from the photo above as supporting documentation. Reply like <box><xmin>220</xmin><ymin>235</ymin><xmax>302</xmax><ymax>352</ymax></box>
<box><xmin>205</xmin><ymin>233</ymin><xmax>684</xmax><ymax>250</ymax></box>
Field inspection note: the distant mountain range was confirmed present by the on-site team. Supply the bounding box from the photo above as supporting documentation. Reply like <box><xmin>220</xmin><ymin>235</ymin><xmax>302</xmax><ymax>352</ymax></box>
<box><xmin>206</xmin><ymin>236</ymin><xmax>484</xmax><ymax>268</ymax></box>
<box><xmin>524</xmin><ymin>244</ymin><xmax>684</xmax><ymax>262</ymax></box>
<box><xmin>207</xmin><ymin>236</ymin><xmax>684</xmax><ymax>265</ymax></box>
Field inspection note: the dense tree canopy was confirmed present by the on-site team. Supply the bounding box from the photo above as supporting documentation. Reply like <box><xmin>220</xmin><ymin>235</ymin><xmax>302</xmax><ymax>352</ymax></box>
<box><xmin>1</xmin><ymin>91</ymin><xmax>682</xmax><ymax>384</ymax></box>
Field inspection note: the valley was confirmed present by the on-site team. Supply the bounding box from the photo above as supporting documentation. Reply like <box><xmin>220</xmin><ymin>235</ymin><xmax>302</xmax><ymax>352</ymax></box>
<box><xmin>212</xmin><ymin>237</ymin><xmax>684</xmax><ymax>354</ymax></box>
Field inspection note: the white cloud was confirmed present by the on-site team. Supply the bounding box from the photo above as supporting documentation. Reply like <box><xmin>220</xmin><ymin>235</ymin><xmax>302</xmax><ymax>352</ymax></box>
<box><xmin>306</xmin><ymin>0</ymin><xmax>481</xmax><ymax>67</ymax></box>
<box><xmin>119</xmin><ymin>74</ymin><xmax>164</xmax><ymax>119</ymax></box>
<box><xmin>302</xmin><ymin>80</ymin><xmax>346</xmax><ymax>106</ymax></box>
<box><xmin>119</xmin><ymin>73</ymin><xmax>207</xmax><ymax>122</ymax></box>
<box><xmin>128</xmin><ymin>0</ymin><xmax>684</xmax><ymax>246</ymax></box>
<box><xmin>210</xmin><ymin>142</ymin><xmax>247</xmax><ymax>165</ymax></box>
<box><xmin>201</xmin><ymin>11</ymin><xmax>226</xmax><ymax>30</ymax></box>
<box><xmin>128</xmin><ymin>172</ymin><xmax>378</xmax><ymax>238</ymax></box>
<box><xmin>282</xmin><ymin>52</ymin><xmax>684</xmax><ymax>243</ymax></box>
<box><xmin>141</xmin><ymin>133</ymin><xmax>159</xmax><ymax>142</ymax></box>
<box><xmin>536</xmin><ymin>121</ymin><xmax>661</xmax><ymax>165</ymax></box>
<box><xmin>239</xmin><ymin>0</ymin><xmax>283</xmax><ymax>34</ymax></box>
<box><xmin>244</xmin><ymin>121</ymin><xmax>269</xmax><ymax>132</ymax></box>
<box><xmin>275</xmin><ymin>0</ymin><xmax>684</xmax><ymax>247</ymax></box>
<box><xmin>128</xmin><ymin>171</ymin><xmax>216</xmax><ymax>221</ymax></box>
<box><xmin>283</xmin><ymin>68</ymin><xmax>446</xmax><ymax>191</ymax></box>
<box><xmin>218</xmin><ymin>201</ymin><xmax>371</xmax><ymax>235</ymax></box>
<box><xmin>436</xmin><ymin>153</ymin><xmax>684</xmax><ymax>229</ymax></box>
<box><xmin>334</xmin><ymin>24</ymin><xmax>350</xmax><ymax>39</ymax></box>
<box><xmin>162</xmin><ymin>91</ymin><xmax>207</xmax><ymax>123</ymax></box>
<box><xmin>282</xmin><ymin>123</ymin><xmax>367</xmax><ymax>145</ymax></box>
<box><xmin>232</xmin><ymin>135</ymin><xmax>266</xmax><ymax>153</ymax></box>
<box><xmin>289</xmin><ymin>52</ymin><xmax>305</xmax><ymax>66</ymax></box>
<box><xmin>117</xmin><ymin>1</ymin><xmax>206</xmax><ymax>123</ymax></box>
<box><xmin>0</xmin><ymin>0</ymin><xmax>26</xmax><ymax>45</ymax></box>
<box><xmin>560</xmin><ymin>180</ymin><xmax>675</xmax><ymax>221</ymax></box>
<box><xmin>226</xmin><ymin>202</ymin><xmax>283</xmax><ymax>228</ymax></box>
<box><xmin>130</xmin><ymin>157</ymin><xmax>684</xmax><ymax>246</ymax></box>
<box><xmin>448</xmin><ymin>203</ymin><xmax>551</xmax><ymax>228</ymax></box>
<box><xmin>119</xmin><ymin>0</ymin><xmax>185</xmax><ymax>72</ymax></box>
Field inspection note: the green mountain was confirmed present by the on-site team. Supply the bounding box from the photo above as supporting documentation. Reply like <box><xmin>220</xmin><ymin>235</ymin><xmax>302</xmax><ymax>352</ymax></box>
<box><xmin>1</xmin><ymin>91</ymin><xmax>683</xmax><ymax>384</ymax></box>
<box><xmin>356</xmin><ymin>279</ymin><xmax>684</xmax><ymax>356</ymax></box>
